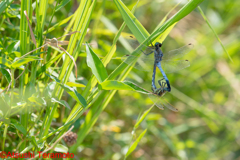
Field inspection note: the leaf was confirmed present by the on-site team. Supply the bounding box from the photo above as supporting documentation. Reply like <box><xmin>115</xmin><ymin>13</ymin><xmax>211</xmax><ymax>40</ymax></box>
<box><xmin>198</xmin><ymin>6</ymin><xmax>233</xmax><ymax>62</ymax></box>
<box><xmin>134</xmin><ymin>105</ymin><xmax>154</xmax><ymax>130</ymax></box>
<box><xmin>113</xmin><ymin>0</ymin><xmax>149</xmax><ymax>43</ymax></box>
<box><xmin>0</xmin><ymin>64</ymin><xmax>11</xmax><ymax>83</ymax></box>
<box><xmin>122</xmin><ymin>81</ymin><xmax>149</xmax><ymax>94</ymax></box>
<box><xmin>66</xmin><ymin>82</ymin><xmax>85</xmax><ymax>88</ymax></box>
<box><xmin>51</xmin><ymin>98</ymin><xmax>71</xmax><ymax>110</ymax></box>
<box><xmin>99</xmin><ymin>80</ymin><xmax>135</xmax><ymax>91</ymax></box>
<box><xmin>86</xmin><ymin>43</ymin><xmax>108</xmax><ymax>83</ymax></box>
<box><xmin>46</xmin><ymin>74</ymin><xmax>87</xmax><ymax>108</ymax></box>
<box><xmin>0</xmin><ymin>57</ymin><xmax>12</xmax><ymax>68</ymax></box>
<box><xmin>28</xmin><ymin>96</ymin><xmax>47</xmax><ymax>106</ymax></box>
<box><xmin>55</xmin><ymin>0</ymin><xmax>71</xmax><ymax>12</ymax></box>
<box><xmin>11</xmin><ymin>119</ymin><xmax>27</xmax><ymax>135</ymax></box>
<box><xmin>125</xmin><ymin>129</ymin><xmax>147</xmax><ymax>158</ymax></box>
<box><xmin>36</xmin><ymin>52</ymin><xmax>63</xmax><ymax>77</ymax></box>
<box><xmin>99</xmin><ymin>80</ymin><xmax>149</xmax><ymax>95</ymax></box>
<box><xmin>54</xmin><ymin>144</ymin><xmax>68</xmax><ymax>153</ymax></box>
<box><xmin>0</xmin><ymin>0</ymin><xmax>14</xmax><ymax>14</ymax></box>
<box><xmin>11</xmin><ymin>56</ymin><xmax>42</xmax><ymax>68</ymax></box>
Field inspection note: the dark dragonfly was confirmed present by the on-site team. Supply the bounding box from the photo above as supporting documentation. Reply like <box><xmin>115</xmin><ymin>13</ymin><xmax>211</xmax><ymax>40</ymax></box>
<box><xmin>124</xmin><ymin>79</ymin><xmax>178</xmax><ymax>112</ymax></box>
<box><xmin>122</xmin><ymin>36</ymin><xmax>193</xmax><ymax>93</ymax></box>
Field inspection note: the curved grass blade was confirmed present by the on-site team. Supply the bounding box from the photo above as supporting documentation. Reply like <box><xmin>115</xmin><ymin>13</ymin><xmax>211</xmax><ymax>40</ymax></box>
<box><xmin>125</xmin><ymin>129</ymin><xmax>147</xmax><ymax>159</ymax></box>
<box><xmin>99</xmin><ymin>80</ymin><xmax>149</xmax><ymax>94</ymax></box>
<box><xmin>113</xmin><ymin>0</ymin><xmax>149</xmax><ymax>43</ymax></box>
<box><xmin>198</xmin><ymin>6</ymin><xmax>233</xmax><ymax>62</ymax></box>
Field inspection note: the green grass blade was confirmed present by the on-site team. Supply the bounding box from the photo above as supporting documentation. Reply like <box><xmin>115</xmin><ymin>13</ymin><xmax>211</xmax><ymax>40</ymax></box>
<box><xmin>125</xmin><ymin>129</ymin><xmax>147</xmax><ymax>158</ymax></box>
<box><xmin>55</xmin><ymin>0</ymin><xmax>71</xmax><ymax>12</ymax></box>
<box><xmin>198</xmin><ymin>6</ymin><xmax>233</xmax><ymax>62</ymax></box>
<box><xmin>46</xmin><ymin>74</ymin><xmax>87</xmax><ymax>108</ymax></box>
<box><xmin>99</xmin><ymin>80</ymin><xmax>135</xmax><ymax>91</ymax></box>
<box><xmin>86</xmin><ymin>43</ymin><xmax>108</xmax><ymax>83</ymax></box>
<box><xmin>11</xmin><ymin>56</ymin><xmax>42</xmax><ymax>68</ymax></box>
<box><xmin>134</xmin><ymin>105</ymin><xmax>154</xmax><ymax>130</ymax></box>
<box><xmin>99</xmin><ymin>80</ymin><xmax>149</xmax><ymax>94</ymax></box>
<box><xmin>113</xmin><ymin>0</ymin><xmax>149</xmax><ymax>42</ymax></box>
<box><xmin>0</xmin><ymin>0</ymin><xmax>14</xmax><ymax>14</ymax></box>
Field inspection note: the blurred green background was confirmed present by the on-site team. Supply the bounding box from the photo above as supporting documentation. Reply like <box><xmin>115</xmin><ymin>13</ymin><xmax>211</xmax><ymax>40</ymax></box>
<box><xmin>1</xmin><ymin>0</ymin><xmax>240</xmax><ymax>159</ymax></box>
<box><xmin>80</xmin><ymin>0</ymin><xmax>240</xmax><ymax>159</ymax></box>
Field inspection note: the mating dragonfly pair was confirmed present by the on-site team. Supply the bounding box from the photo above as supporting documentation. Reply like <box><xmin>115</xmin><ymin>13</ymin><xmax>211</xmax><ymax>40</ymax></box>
<box><xmin>122</xmin><ymin>36</ymin><xmax>193</xmax><ymax>112</ymax></box>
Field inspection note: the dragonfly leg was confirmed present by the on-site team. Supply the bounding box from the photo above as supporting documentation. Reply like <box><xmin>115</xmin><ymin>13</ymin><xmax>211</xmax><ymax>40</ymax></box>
<box><xmin>158</xmin><ymin>79</ymin><xmax>170</xmax><ymax>91</ymax></box>
<box><xmin>158</xmin><ymin>78</ymin><xmax>166</xmax><ymax>88</ymax></box>
<box><xmin>141</xmin><ymin>50</ymin><xmax>153</xmax><ymax>56</ymax></box>
<box><xmin>149</xmin><ymin>38</ymin><xmax>154</xmax><ymax>47</ymax></box>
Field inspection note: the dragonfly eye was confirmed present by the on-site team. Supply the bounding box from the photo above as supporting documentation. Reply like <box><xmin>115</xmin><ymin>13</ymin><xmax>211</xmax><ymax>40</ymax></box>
<box><xmin>158</xmin><ymin>43</ymin><xmax>162</xmax><ymax>47</ymax></box>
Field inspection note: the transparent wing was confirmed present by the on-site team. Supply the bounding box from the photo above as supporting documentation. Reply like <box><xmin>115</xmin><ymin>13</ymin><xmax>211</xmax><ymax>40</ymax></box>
<box><xmin>159</xmin><ymin>98</ymin><xmax>178</xmax><ymax>112</ymax></box>
<box><xmin>161</xmin><ymin>60</ymin><xmax>190</xmax><ymax>73</ymax></box>
<box><xmin>148</xmin><ymin>94</ymin><xmax>164</xmax><ymax>110</ymax></box>
<box><xmin>163</xmin><ymin>43</ymin><xmax>193</xmax><ymax>60</ymax></box>
<box><xmin>148</xmin><ymin>94</ymin><xmax>178</xmax><ymax>112</ymax></box>
<box><xmin>121</xmin><ymin>36</ymin><xmax>157</xmax><ymax>71</ymax></box>
<box><xmin>125</xmin><ymin>35</ymin><xmax>156</xmax><ymax>54</ymax></box>
<box><xmin>121</xmin><ymin>55</ymin><xmax>155</xmax><ymax>71</ymax></box>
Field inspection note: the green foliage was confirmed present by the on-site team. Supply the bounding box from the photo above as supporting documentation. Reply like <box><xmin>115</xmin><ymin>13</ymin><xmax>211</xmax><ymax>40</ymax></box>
<box><xmin>0</xmin><ymin>0</ymin><xmax>239</xmax><ymax>159</ymax></box>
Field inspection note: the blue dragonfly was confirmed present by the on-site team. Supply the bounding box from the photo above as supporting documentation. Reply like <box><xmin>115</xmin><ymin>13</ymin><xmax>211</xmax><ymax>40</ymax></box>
<box><xmin>124</xmin><ymin>79</ymin><xmax>178</xmax><ymax>112</ymax></box>
<box><xmin>122</xmin><ymin>36</ymin><xmax>193</xmax><ymax>94</ymax></box>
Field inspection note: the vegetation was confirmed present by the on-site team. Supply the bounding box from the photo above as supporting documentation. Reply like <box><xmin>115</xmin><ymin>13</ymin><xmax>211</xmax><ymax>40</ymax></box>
<box><xmin>0</xmin><ymin>0</ymin><xmax>239</xmax><ymax>159</ymax></box>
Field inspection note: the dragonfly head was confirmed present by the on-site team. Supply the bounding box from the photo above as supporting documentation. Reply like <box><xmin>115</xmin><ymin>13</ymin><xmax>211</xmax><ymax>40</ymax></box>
<box><xmin>155</xmin><ymin>42</ymin><xmax>162</xmax><ymax>48</ymax></box>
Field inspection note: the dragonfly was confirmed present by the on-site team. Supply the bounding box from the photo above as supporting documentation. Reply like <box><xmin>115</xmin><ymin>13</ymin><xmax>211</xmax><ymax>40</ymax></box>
<box><xmin>124</xmin><ymin>79</ymin><xmax>178</xmax><ymax>112</ymax></box>
<box><xmin>122</xmin><ymin>36</ymin><xmax>193</xmax><ymax>94</ymax></box>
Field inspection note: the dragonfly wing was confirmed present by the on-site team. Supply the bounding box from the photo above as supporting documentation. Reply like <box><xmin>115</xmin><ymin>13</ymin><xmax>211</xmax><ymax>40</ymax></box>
<box><xmin>159</xmin><ymin>97</ymin><xmax>178</xmax><ymax>112</ymax></box>
<box><xmin>124</xmin><ymin>36</ymin><xmax>156</xmax><ymax>56</ymax></box>
<box><xmin>122</xmin><ymin>36</ymin><xmax>157</xmax><ymax>71</ymax></box>
<box><xmin>161</xmin><ymin>60</ymin><xmax>190</xmax><ymax>73</ymax></box>
<box><xmin>163</xmin><ymin>43</ymin><xmax>193</xmax><ymax>60</ymax></box>
<box><xmin>121</xmin><ymin>54</ymin><xmax>155</xmax><ymax>71</ymax></box>
<box><xmin>148</xmin><ymin>94</ymin><xmax>164</xmax><ymax>110</ymax></box>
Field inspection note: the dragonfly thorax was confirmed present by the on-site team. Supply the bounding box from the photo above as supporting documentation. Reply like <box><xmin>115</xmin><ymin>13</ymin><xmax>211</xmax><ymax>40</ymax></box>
<box><xmin>154</xmin><ymin>42</ymin><xmax>163</xmax><ymax>62</ymax></box>
<box><xmin>154</xmin><ymin>42</ymin><xmax>162</xmax><ymax>48</ymax></box>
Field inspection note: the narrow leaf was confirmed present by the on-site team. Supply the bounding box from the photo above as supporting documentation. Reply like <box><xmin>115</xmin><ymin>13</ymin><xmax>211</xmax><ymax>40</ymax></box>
<box><xmin>113</xmin><ymin>0</ymin><xmax>149</xmax><ymax>43</ymax></box>
<box><xmin>11</xmin><ymin>56</ymin><xmax>42</xmax><ymax>68</ymax></box>
<box><xmin>86</xmin><ymin>43</ymin><xmax>108</xmax><ymax>83</ymax></box>
<box><xmin>134</xmin><ymin>105</ymin><xmax>154</xmax><ymax>130</ymax></box>
<box><xmin>51</xmin><ymin>98</ymin><xmax>71</xmax><ymax>110</ymax></box>
<box><xmin>99</xmin><ymin>80</ymin><xmax>149</xmax><ymax>94</ymax></box>
<box><xmin>198</xmin><ymin>6</ymin><xmax>233</xmax><ymax>62</ymax></box>
<box><xmin>99</xmin><ymin>80</ymin><xmax>135</xmax><ymax>91</ymax></box>
<box><xmin>46</xmin><ymin>74</ymin><xmax>87</xmax><ymax>107</ymax></box>
<box><xmin>0</xmin><ymin>64</ymin><xmax>11</xmax><ymax>83</ymax></box>
<box><xmin>66</xmin><ymin>82</ymin><xmax>85</xmax><ymax>88</ymax></box>
<box><xmin>0</xmin><ymin>0</ymin><xmax>14</xmax><ymax>14</ymax></box>
<box><xmin>125</xmin><ymin>129</ymin><xmax>147</xmax><ymax>158</ymax></box>
<box><xmin>55</xmin><ymin>0</ymin><xmax>71</xmax><ymax>11</ymax></box>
